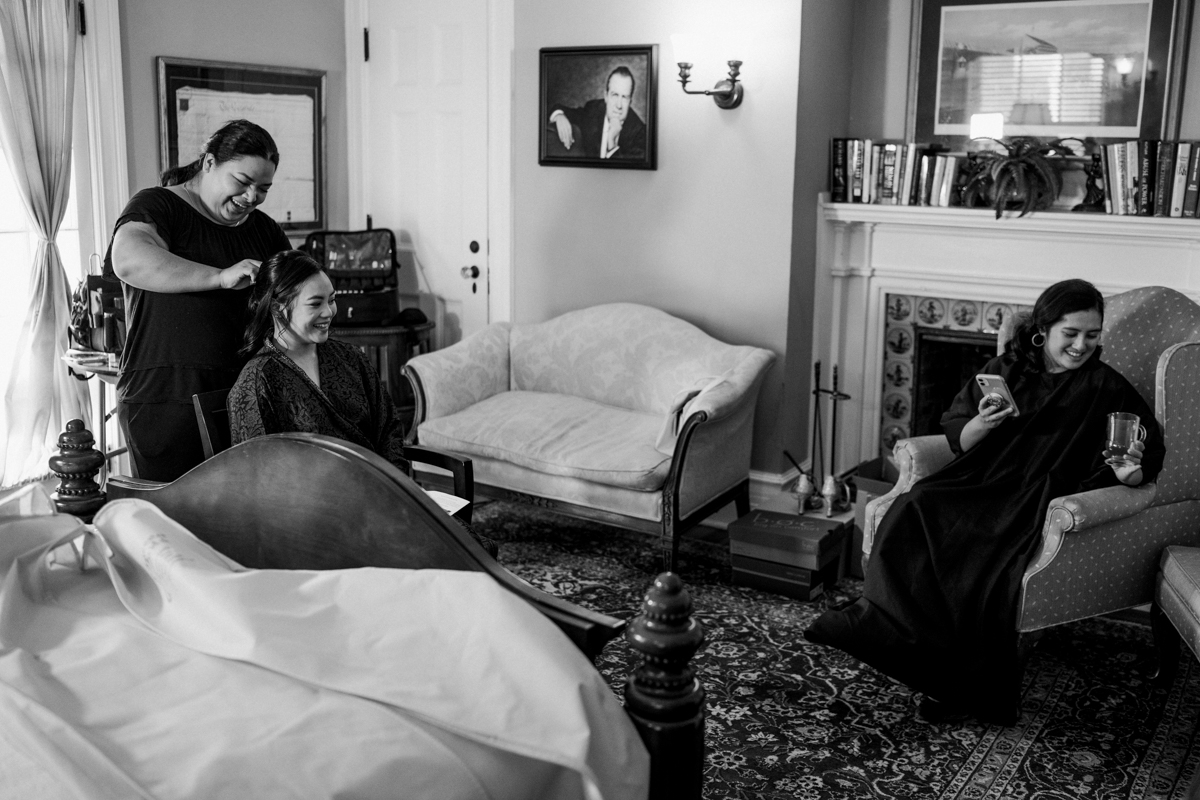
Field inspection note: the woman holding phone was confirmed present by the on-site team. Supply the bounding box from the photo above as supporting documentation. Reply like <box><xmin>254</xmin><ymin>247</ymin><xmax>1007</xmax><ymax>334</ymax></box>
<box><xmin>806</xmin><ymin>279</ymin><xmax>1164</xmax><ymax>725</ymax></box>
<box><xmin>104</xmin><ymin>120</ymin><xmax>292</xmax><ymax>481</ymax></box>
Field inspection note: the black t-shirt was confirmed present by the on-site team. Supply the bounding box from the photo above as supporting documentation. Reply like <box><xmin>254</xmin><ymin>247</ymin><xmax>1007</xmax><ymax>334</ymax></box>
<box><xmin>102</xmin><ymin>187</ymin><xmax>292</xmax><ymax>404</ymax></box>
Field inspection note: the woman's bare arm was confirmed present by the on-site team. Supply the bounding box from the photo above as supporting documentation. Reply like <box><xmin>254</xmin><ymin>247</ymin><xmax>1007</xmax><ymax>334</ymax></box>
<box><xmin>111</xmin><ymin>222</ymin><xmax>259</xmax><ymax>292</ymax></box>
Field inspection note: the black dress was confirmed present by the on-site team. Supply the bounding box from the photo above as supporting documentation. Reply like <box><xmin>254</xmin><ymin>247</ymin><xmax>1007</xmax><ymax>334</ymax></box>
<box><xmin>805</xmin><ymin>352</ymin><xmax>1165</xmax><ymax>723</ymax></box>
<box><xmin>103</xmin><ymin>188</ymin><xmax>291</xmax><ymax>481</ymax></box>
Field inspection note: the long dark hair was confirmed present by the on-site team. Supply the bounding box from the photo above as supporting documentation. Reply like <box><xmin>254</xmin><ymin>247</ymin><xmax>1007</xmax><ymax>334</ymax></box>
<box><xmin>161</xmin><ymin>119</ymin><xmax>280</xmax><ymax>187</ymax></box>
<box><xmin>1006</xmin><ymin>278</ymin><xmax>1105</xmax><ymax>371</ymax></box>
<box><xmin>242</xmin><ymin>250</ymin><xmax>325</xmax><ymax>357</ymax></box>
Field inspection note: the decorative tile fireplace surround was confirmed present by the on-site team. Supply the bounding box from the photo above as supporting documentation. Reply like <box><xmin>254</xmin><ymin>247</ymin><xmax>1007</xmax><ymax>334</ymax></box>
<box><xmin>813</xmin><ymin>197</ymin><xmax>1200</xmax><ymax>477</ymax></box>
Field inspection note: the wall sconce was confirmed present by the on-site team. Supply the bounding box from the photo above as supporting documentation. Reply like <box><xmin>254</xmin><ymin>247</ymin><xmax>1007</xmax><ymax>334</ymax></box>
<box><xmin>676</xmin><ymin>60</ymin><xmax>744</xmax><ymax>109</ymax></box>
<box><xmin>671</xmin><ymin>35</ymin><xmax>744</xmax><ymax>109</ymax></box>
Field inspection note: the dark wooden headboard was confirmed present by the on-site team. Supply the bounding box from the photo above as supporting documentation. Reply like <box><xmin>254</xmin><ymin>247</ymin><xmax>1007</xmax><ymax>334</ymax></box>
<box><xmin>106</xmin><ymin>432</ymin><xmax>625</xmax><ymax>659</ymax></box>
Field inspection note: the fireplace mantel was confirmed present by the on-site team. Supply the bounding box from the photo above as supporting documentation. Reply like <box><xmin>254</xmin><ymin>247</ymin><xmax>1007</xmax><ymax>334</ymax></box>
<box><xmin>812</xmin><ymin>196</ymin><xmax>1200</xmax><ymax>475</ymax></box>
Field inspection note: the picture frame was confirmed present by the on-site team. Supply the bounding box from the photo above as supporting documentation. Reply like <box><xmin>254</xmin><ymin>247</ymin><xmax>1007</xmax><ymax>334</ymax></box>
<box><xmin>538</xmin><ymin>45</ymin><xmax>658</xmax><ymax>170</ymax></box>
<box><xmin>157</xmin><ymin>57</ymin><xmax>326</xmax><ymax>232</ymax></box>
<box><xmin>907</xmin><ymin>0</ymin><xmax>1194</xmax><ymax>150</ymax></box>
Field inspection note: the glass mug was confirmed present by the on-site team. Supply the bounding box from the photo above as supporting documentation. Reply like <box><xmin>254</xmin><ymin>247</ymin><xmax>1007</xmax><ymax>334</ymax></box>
<box><xmin>1106</xmin><ymin>412</ymin><xmax>1147</xmax><ymax>462</ymax></box>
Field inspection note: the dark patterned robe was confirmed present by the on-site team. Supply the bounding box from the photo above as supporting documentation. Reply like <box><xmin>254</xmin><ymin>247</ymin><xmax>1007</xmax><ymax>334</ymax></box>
<box><xmin>228</xmin><ymin>339</ymin><xmax>411</xmax><ymax>474</ymax></box>
<box><xmin>806</xmin><ymin>353</ymin><xmax>1164</xmax><ymax>723</ymax></box>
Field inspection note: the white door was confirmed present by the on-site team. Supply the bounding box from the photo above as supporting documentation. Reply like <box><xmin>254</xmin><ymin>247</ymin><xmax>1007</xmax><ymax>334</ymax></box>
<box><xmin>360</xmin><ymin>0</ymin><xmax>490</xmax><ymax>344</ymax></box>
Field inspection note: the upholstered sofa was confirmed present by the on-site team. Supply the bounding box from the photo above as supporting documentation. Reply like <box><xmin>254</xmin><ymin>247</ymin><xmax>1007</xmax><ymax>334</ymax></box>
<box><xmin>862</xmin><ymin>286</ymin><xmax>1200</xmax><ymax>638</ymax></box>
<box><xmin>402</xmin><ymin>303</ymin><xmax>776</xmax><ymax>567</ymax></box>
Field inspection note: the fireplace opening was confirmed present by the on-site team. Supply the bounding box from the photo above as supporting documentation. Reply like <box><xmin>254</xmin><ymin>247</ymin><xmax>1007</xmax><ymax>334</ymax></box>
<box><xmin>911</xmin><ymin>328</ymin><xmax>998</xmax><ymax>436</ymax></box>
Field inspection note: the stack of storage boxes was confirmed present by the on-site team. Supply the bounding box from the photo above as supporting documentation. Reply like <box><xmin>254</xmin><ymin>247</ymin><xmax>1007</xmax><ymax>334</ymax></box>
<box><xmin>728</xmin><ymin>510</ymin><xmax>849</xmax><ymax>600</ymax></box>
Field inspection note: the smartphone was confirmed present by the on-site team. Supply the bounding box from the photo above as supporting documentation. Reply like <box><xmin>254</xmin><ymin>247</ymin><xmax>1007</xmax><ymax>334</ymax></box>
<box><xmin>975</xmin><ymin>374</ymin><xmax>1020</xmax><ymax>417</ymax></box>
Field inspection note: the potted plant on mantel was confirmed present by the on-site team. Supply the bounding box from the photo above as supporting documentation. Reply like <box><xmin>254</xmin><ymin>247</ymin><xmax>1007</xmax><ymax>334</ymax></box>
<box><xmin>961</xmin><ymin>137</ymin><xmax>1071</xmax><ymax>219</ymax></box>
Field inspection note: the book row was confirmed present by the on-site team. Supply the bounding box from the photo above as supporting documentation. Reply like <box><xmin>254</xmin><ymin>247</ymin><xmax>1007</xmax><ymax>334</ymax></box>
<box><xmin>828</xmin><ymin>139</ymin><xmax>956</xmax><ymax>207</ymax></box>
<box><xmin>1101</xmin><ymin>141</ymin><xmax>1200</xmax><ymax>217</ymax></box>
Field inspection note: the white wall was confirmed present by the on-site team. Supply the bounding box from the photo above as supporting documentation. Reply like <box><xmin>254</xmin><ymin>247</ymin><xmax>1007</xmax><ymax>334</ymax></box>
<box><xmin>118</xmin><ymin>0</ymin><xmax>348</xmax><ymax>231</ymax></box>
<box><xmin>513</xmin><ymin>0</ymin><xmax>803</xmax><ymax>471</ymax></box>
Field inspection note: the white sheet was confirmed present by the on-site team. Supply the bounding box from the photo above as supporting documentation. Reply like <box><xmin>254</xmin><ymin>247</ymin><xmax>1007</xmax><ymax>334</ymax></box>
<box><xmin>0</xmin><ymin>490</ymin><xmax>648</xmax><ymax>799</ymax></box>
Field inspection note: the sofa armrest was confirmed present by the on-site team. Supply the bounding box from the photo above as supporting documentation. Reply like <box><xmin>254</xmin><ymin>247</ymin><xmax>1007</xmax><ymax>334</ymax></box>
<box><xmin>682</xmin><ymin>348</ymin><xmax>776</xmax><ymax>423</ymax></box>
<box><xmin>862</xmin><ymin>435</ymin><xmax>955</xmax><ymax>559</ymax></box>
<box><xmin>404</xmin><ymin>323</ymin><xmax>511</xmax><ymax>423</ymax></box>
<box><xmin>1024</xmin><ymin>483</ymin><xmax>1158</xmax><ymax>578</ymax></box>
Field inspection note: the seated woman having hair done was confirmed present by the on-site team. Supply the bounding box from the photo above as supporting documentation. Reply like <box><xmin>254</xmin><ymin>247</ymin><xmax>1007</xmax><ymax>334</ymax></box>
<box><xmin>229</xmin><ymin>250</ymin><xmax>410</xmax><ymax>472</ymax></box>
<box><xmin>805</xmin><ymin>278</ymin><xmax>1165</xmax><ymax>726</ymax></box>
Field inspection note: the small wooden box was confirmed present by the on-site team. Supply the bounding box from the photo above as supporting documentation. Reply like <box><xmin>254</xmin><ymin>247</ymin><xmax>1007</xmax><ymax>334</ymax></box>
<box><xmin>728</xmin><ymin>510</ymin><xmax>849</xmax><ymax>572</ymax></box>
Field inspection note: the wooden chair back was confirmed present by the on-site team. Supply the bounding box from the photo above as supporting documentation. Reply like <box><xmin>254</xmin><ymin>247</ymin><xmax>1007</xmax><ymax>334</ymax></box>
<box><xmin>193</xmin><ymin>389</ymin><xmax>232</xmax><ymax>460</ymax></box>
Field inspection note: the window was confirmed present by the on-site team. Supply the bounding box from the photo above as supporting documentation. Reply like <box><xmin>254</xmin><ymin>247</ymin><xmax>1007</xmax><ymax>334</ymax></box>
<box><xmin>0</xmin><ymin>150</ymin><xmax>85</xmax><ymax>399</ymax></box>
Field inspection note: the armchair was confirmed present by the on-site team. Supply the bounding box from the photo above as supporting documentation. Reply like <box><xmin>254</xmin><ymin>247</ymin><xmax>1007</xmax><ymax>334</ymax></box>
<box><xmin>863</xmin><ymin>286</ymin><xmax>1200</xmax><ymax>634</ymax></box>
<box><xmin>403</xmin><ymin>303</ymin><xmax>776</xmax><ymax>569</ymax></box>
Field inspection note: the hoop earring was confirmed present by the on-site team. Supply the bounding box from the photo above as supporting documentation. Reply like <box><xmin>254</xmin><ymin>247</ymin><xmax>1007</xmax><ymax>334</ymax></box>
<box><xmin>1031</xmin><ymin>332</ymin><xmax>1046</xmax><ymax>347</ymax></box>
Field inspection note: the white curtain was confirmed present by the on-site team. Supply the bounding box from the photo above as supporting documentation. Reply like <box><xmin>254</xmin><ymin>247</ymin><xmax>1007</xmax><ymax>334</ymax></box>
<box><xmin>0</xmin><ymin>0</ymin><xmax>89</xmax><ymax>488</ymax></box>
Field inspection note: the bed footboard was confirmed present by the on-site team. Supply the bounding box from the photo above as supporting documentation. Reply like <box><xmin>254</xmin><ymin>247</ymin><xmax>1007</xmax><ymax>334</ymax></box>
<box><xmin>626</xmin><ymin>572</ymin><xmax>706</xmax><ymax>800</ymax></box>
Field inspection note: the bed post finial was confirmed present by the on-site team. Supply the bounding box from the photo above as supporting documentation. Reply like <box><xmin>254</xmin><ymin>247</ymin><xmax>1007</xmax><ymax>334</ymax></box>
<box><xmin>624</xmin><ymin>571</ymin><xmax>705</xmax><ymax>800</ymax></box>
<box><xmin>48</xmin><ymin>419</ymin><xmax>106</xmax><ymax>522</ymax></box>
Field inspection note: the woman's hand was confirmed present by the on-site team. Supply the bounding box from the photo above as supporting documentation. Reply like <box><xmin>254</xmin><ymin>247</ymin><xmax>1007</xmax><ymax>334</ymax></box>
<box><xmin>957</xmin><ymin>394</ymin><xmax>1016</xmax><ymax>452</ymax></box>
<box><xmin>218</xmin><ymin>259</ymin><xmax>262</xmax><ymax>290</ymax></box>
<box><xmin>975</xmin><ymin>394</ymin><xmax>1015</xmax><ymax>429</ymax></box>
<box><xmin>1106</xmin><ymin>439</ymin><xmax>1145</xmax><ymax>485</ymax></box>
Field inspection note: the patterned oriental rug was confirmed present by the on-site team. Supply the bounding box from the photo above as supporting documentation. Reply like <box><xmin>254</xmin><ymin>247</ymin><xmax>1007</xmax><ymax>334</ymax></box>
<box><xmin>472</xmin><ymin>501</ymin><xmax>1200</xmax><ymax>800</ymax></box>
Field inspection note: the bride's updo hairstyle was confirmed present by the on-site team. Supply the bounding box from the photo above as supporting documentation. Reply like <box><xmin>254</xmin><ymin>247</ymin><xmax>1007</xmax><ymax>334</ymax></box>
<box><xmin>241</xmin><ymin>250</ymin><xmax>325</xmax><ymax>356</ymax></box>
<box><xmin>1006</xmin><ymin>278</ymin><xmax>1105</xmax><ymax>371</ymax></box>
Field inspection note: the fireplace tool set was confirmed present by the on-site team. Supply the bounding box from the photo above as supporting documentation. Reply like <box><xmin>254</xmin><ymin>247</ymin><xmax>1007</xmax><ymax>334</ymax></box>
<box><xmin>789</xmin><ymin>360</ymin><xmax>852</xmax><ymax>516</ymax></box>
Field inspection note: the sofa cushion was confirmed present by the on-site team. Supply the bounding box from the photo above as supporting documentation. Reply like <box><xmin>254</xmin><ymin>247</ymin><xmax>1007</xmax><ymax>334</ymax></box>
<box><xmin>509</xmin><ymin>303</ymin><xmax>762</xmax><ymax>414</ymax></box>
<box><xmin>417</xmin><ymin>391</ymin><xmax>672</xmax><ymax>491</ymax></box>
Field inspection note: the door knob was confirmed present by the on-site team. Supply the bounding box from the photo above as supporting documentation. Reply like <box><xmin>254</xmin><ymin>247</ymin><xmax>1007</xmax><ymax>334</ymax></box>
<box><xmin>461</xmin><ymin>266</ymin><xmax>480</xmax><ymax>279</ymax></box>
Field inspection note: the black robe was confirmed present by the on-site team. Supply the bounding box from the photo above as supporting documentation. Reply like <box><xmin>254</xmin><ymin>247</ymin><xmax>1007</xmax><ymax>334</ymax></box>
<box><xmin>228</xmin><ymin>339</ymin><xmax>411</xmax><ymax>474</ymax></box>
<box><xmin>805</xmin><ymin>352</ymin><xmax>1164</xmax><ymax>723</ymax></box>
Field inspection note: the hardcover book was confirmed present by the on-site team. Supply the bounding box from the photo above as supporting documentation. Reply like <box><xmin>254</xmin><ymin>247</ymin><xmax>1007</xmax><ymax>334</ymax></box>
<box><xmin>879</xmin><ymin>143</ymin><xmax>899</xmax><ymax>204</ymax></box>
<box><xmin>849</xmin><ymin>139</ymin><xmax>864</xmax><ymax>203</ymax></box>
<box><xmin>830</xmin><ymin>138</ymin><xmax>849</xmax><ymax>202</ymax></box>
<box><xmin>1154</xmin><ymin>140</ymin><xmax>1176</xmax><ymax>217</ymax></box>
<box><xmin>1183</xmin><ymin>143</ymin><xmax>1200</xmax><ymax>218</ymax></box>
<box><xmin>1125</xmin><ymin>141</ymin><xmax>1139</xmax><ymax>215</ymax></box>
<box><xmin>1171</xmin><ymin>142</ymin><xmax>1191</xmax><ymax>217</ymax></box>
<box><xmin>1137</xmin><ymin>139</ymin><xmax>1158</xmax><ymax>216</ymax></box>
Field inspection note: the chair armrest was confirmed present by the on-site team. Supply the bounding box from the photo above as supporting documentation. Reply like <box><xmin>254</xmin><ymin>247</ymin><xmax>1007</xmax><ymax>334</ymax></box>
<box><xmin>1024</xmin><ymin>482</ymin><xmax>1158</xmax><ymax>582</ymax></box>
<box><xmin>403</xmin><ymin>323</ymin><xmax>511</xmax><ymax>422</ymax></box>
<box><xmin>1043</xmin><ymin>482</ymin><xmax>1158</xmax><ymax>534</ymax></box>
<box><xmin>403</xmin><ymin>445</ymin><xmax>474</xmax><ymax>505</ymax></box>
<box><xmin>862</xmin><ymin>435</ymin><xmax>955</xmax><ymax>560</ymax></box>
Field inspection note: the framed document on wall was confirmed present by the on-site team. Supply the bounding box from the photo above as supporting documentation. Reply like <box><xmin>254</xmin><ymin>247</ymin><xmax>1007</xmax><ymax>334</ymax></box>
<box><xmin>157</xmin><ymin>57</ymin><xmax>326</xmax><ymax>232</ymax></box>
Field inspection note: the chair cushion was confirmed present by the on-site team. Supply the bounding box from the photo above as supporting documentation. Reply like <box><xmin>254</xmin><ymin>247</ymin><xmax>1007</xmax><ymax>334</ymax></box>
<box><xmin>1158</xmin><ymin>545</ymin><xmax>1200</xmax><ymax>662</ymax></box>
<box><xmin>417</xmin><ymin>391</ymin><xmax>672</xmax><ymax>491</ymax></box>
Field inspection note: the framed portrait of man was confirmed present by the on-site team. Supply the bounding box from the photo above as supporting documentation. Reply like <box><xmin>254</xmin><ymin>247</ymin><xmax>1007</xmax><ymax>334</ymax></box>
<box><xmin>539</xmin><ymin>45</ymin><xmax>658</xmax><ymax>170</ymax></box>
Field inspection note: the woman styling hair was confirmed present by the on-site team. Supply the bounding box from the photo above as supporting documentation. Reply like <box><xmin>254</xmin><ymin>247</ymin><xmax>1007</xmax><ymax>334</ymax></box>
<box><xmin>227</xmin><ymin>250</ymin><xmax>411</xmax><ymax>474</ymax></box>
<box><xmin>805</xmin><ymin>278</ymin><xmax>1165</xmax><ymax>726</ymax></box>
<box><xmin>104</xmin><ymin>119</ymin><xmax>291</xmax><ymax>481</ymax></box>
